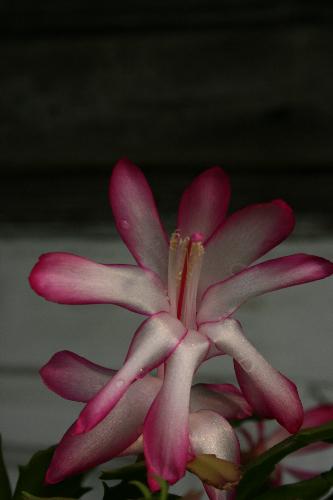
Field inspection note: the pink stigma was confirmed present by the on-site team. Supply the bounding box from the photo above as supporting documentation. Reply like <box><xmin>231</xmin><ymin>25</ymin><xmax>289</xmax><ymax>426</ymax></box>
<box><xmin>191</xmin><ymin>232</ymin><xmax>204</xmax><ymax>243</ymax></box>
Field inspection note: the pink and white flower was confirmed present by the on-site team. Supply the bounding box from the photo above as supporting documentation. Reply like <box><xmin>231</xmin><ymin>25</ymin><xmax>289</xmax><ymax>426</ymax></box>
<box><xmin>41</xmin><ymin>350</ymin><xmax>245</xmax><ymax>499</ymax></box>
<box><xmin>30</xmin><ymin>159</ymin><xmax>333</xmax><ymax>486</ymax></box>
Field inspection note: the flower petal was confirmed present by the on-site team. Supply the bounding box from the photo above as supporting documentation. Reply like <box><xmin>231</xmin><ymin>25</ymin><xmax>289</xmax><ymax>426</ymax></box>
<box><xmin>199</xmin><ymin>200</ymin><xmax>294</xmax><ymax>298</ymax></box>
<box><xmin>200</xmin><ymin>319</ymin><xmax>303</xmax><ymax>433</ymax></box>
<box><xmin>283</xmin><ymin>466</ymin><xmax>318</xmax><ymax>481</ymax></box>
<box><xmin>40</xmin><ymin>351</ymin><xmax>115</xmax><ymax>402</ymax></box>
<box><xmin>235</xmin><ymin>358</ymin><xmax>303</xmax><ymax>434</ymax></box>
<box><xmin>264</xmin><ymin>404</ymin><xmax>333</xmax><ymax>452</ymax></box>
<box><xmin>29</xmin><ymin>252</ymin><xmax>169</xmax><ymax>315</ymax></box>
<box><xmin>190</xmin><ymin>383</ymin><xmax>252</xmax><ymax>420</ymax></box>
<box><xmin>302</xmin><ymin>404</ymin><xmax>333</xmax><ymax>428</ymax></box>
<box><xmin>121</xmin><ymin>435</ymin><xmax>144</xmax><ymax>456</ymax></box>
<box><xmin>144</xmin><ymin>331</ymin><xmax>209</xmax><ymax>490</ymax></box>
<box><xmin>189</xmin><ymin>410</ymin><xmax>240</xmax><ymax>500</ymax></box>
<box><xmin>72</xmin><ymin>312</ymin><xmax>187</xmax><ymax>435</ymax></box>
<box><xmin>177</xmin><ymin>167</ymin><xmax>230</xmax><ymax>241</ymax></box>
<box><xmin>204</xmin><ymin>486</ymin><xmax>234</xmax><ymax>500</ymax></box>
<box><xmin>109</xmin><ymin>158</ymin><xmax>169</xmax><ymax>283</ymax></box>
<box><xmin>190</xmin><ymin>411</ymin><xmax>240</xmax><ymax>459</ymax></box>
<box><xmin>45</xmin><ymin>375</ymin><xmax>161</xmax><ymax>484</ymax></box>
<box><xmin>121</xmin><ymin>388</ymin><xmax>252</xmax><ymax>457</ymax></box>
<box><xmin>198</xmin><ymin>254</ymin><xmax>333</xmax><ymax>324</ymax></box>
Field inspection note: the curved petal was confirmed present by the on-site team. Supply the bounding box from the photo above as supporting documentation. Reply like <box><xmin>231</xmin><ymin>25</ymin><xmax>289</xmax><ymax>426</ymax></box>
<box><xmin>264</xmin><ymin>404</ymin><xmax>333</xmax><ymax>452</ymax></box>
<box><xmin>189</xmin><ymin>410</ymin><xmax>240</xmax><ymax>500</ymax></box>
<box><xmin>200</xmin><ymin>319</ymin><xmax>303</xmax><ymax>433</ymax></box>
<box><xmin>235</xmin><ymin>361</ymin><xmax>303</xmax><ymax>434</ymax></box>
<box><xmin>40</xmin><ymin>351</ymin><xmax>115</xmax><ymax>402</ymax></box>
<box><xmin>205</xmin><ymin>487</ymin><xmax>235</xmax><ymax>500</ymax></box>
<box><xmin>29</xmin><ymin>252</ymin><xmax>169</xmax><ymax>315</ymax></box>
<box><xmin>45</xmin><ymin>375</ymin><xmax>161</xmax><ymax>484</ymax></box>
<box><xmin>121</xmin><ymin>435</ymin><xmax>144</xmax><ymax>456</ymax></box>
<box><xmin>283</xmin><ymin>466</ymin><xmax>318</xmax><ymax>481</ymax></box>
<box><xmin>109</xmin><ymin>158</ymin><xmax>169</xmax><ymax>283</ymax></box>
<box><xmin>199</xmin><ymin>200</ymin><xmax>295</xmax><ymax>298</ymax></box>
<box><xmin>72</xmin><ymin>313</ymin><xmax>187</xmax><ymax>435</ymax></box>
<box><xmin>293</xmin><ymin>405</ymin><xmax>333</xmax><ymax>455</ymax></box>
<box><xmin>144</xmin><ymin>331</ymin><xmax>210</xmax><ymax>490</ymax></box>
<box><xmin>270</xmin><ymin>465</ymin><xmax>283</xmax><ymax>486</ymax></box>
<box><xmin>190</xmin><ymin>383</ymin><xmax>252</xmax><ymax>420</ymax></box>
<box><xmin>198</xmin><ymin>254</ymin><xmax>333</xmax><ymax>324</ymax></box>
<box><xmin>120</xmin><ymin>387</ymin><xmax>251</xmax><ymax>458</ymax></box>
<box><xmin>302</xmin><ymin>404</ymin><xmax>333</xmax><ymax>428</ymax></box>
<box><xmin>177</xmin><ymin>167</ymin><xmax>230</xmax><ymax>241</ymax></box>
<box><xmin>238</xmin><ymin>426</ymin><xmax>257</xmax><ymax>451</ymax></box>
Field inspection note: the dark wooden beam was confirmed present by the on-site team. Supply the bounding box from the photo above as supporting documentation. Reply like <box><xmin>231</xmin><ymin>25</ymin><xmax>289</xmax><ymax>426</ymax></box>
<box><xmin>1</xmin><ymin>26</ymin><xmax>333</xmax><ymax>171</ymax></box>
<box><xmin>1</xmin><ymin>168</ymin><xmax>333</xmax><ymax>231</ymax></box>
<box><xmin>1</xmin><ymin>1</ymin><xmax>333</xmax><ymax>36</ymax></box>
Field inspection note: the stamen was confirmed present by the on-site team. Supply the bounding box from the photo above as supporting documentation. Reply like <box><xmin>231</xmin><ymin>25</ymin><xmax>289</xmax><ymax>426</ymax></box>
<box><xmin>168</xmin><ymin>231</ymin><xmax>204</xmax><ymax>328</ymax></box>
<box><xmin>168</xmin><ymin>231</ymin><xmax>180</xmax><ymax>316</ymax></box>
<box><xmin>177</xmin><ymin>243</ymin><xmax>189</xmax><ymax>320</ymax></box>
<box><xmin>191</xmin><ymin>232</ymin><xmax>204</xmax><ymax>243</ymax></box>
<box><xmin>181</xmin><ymin>236</ymin><xmax>204</xmax><ymax>328</ymax></box>
<box><xmin>168</xmin><ymin>231</ymin><xmax>189</xmax><ymax>316</ymax></box>
<box><xmin>168</xmin><ymin>231</ymin><xmax>204</xmax><ymax>327</ymax></box>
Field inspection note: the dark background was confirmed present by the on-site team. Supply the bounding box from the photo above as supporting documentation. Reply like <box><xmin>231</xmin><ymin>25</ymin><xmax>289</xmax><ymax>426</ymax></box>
<box><xmin>1</xmin><ymin>0</ymin><xmax>333</xmax><ymax>232</ymax></box>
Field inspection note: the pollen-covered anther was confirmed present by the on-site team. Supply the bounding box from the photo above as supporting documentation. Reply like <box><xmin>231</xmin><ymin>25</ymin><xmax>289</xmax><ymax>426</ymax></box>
<box><xmin>188</xmin><ymin>240</ymin><xmax>205</xmax><ymax>273</ymax></box>
<box><xmin>169</xmin><ymin>230</ymin><xmax>181</xmax><ymax>251</ymax></box>
<box><xmin>168</xmin><ymin>231</ymin><xmax>190</xmax><ymax>315</ymax></box>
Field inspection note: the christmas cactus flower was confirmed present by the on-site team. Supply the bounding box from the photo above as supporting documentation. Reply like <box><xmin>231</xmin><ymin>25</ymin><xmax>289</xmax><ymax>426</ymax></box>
<box><xmin>41</xmin><ymin>350</ymin><xmax>244</xmax><ymax>499</ymax></box>
<box><xmin>30</xmin><ymin>159</ymin><xmax>333</xmax><ymax>486</ymax></box>
<box><xmin>239</xmin><ymin>404</ymin><xmax>333</xmax><ymax>485</ymax></box>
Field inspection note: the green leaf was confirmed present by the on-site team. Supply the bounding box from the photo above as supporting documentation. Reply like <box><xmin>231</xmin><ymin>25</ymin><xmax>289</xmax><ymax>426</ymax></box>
<box><xmin>100</xmin><ymin>461</ymin><xmax>147</xmax><ymax>482</ymax></box>
<box><xmin>130</xmin><ymin>480</ymin><xmax>152</xmax><ymax>499</ymax></box>
<box><xmin>0</xmin><ymin>435</ymin><xmax>12</xmax><ymax>500</ymax></box>
<box><xmin>22</xmin><ymin>492</ymin><xmax>76</xmax><ymax>500</ymax></box>
<box><xmin>101</xmin><ymin>459</ymin><xmax>149</xmax><ymax>499</ymax></box>
<box><xmin>12</xmin><ymin>446</ymin><xmax>90</xmax><ymax>500</ymax></box>
<box><xmin>155</xmin><ymin>477</ymin><xmax>168</xmax><ymax>500</ymax></box>
<box><xmin>237</xmin><ymin>420</ymin><xmax>333</xmax><ymax>500</ymax></box>
<box><xmin>102</xmin><ymin>480</ymin><xmax>142</xmax><ymax>499</ymax></box>
<box><xmin>255</xmin><ymin>467</ymin><xmax>333</xmax><ymax>499</ymax></box>
<box><xmin>101</xmin><ymin>461</ymin><xmax>182</xmax><ymax>499</ymax></box>
<box><xmin>186</xmin><ymin>454</ymin><xmax>241</xmax><ymax>489</ymax></box>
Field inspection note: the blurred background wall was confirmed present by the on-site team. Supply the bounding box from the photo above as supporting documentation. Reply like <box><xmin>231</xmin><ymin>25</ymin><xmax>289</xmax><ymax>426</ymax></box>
<box><xmin>1</xmin><ymin>1</ymin><xmax>333</xmax><ymax>496</ymax></box>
